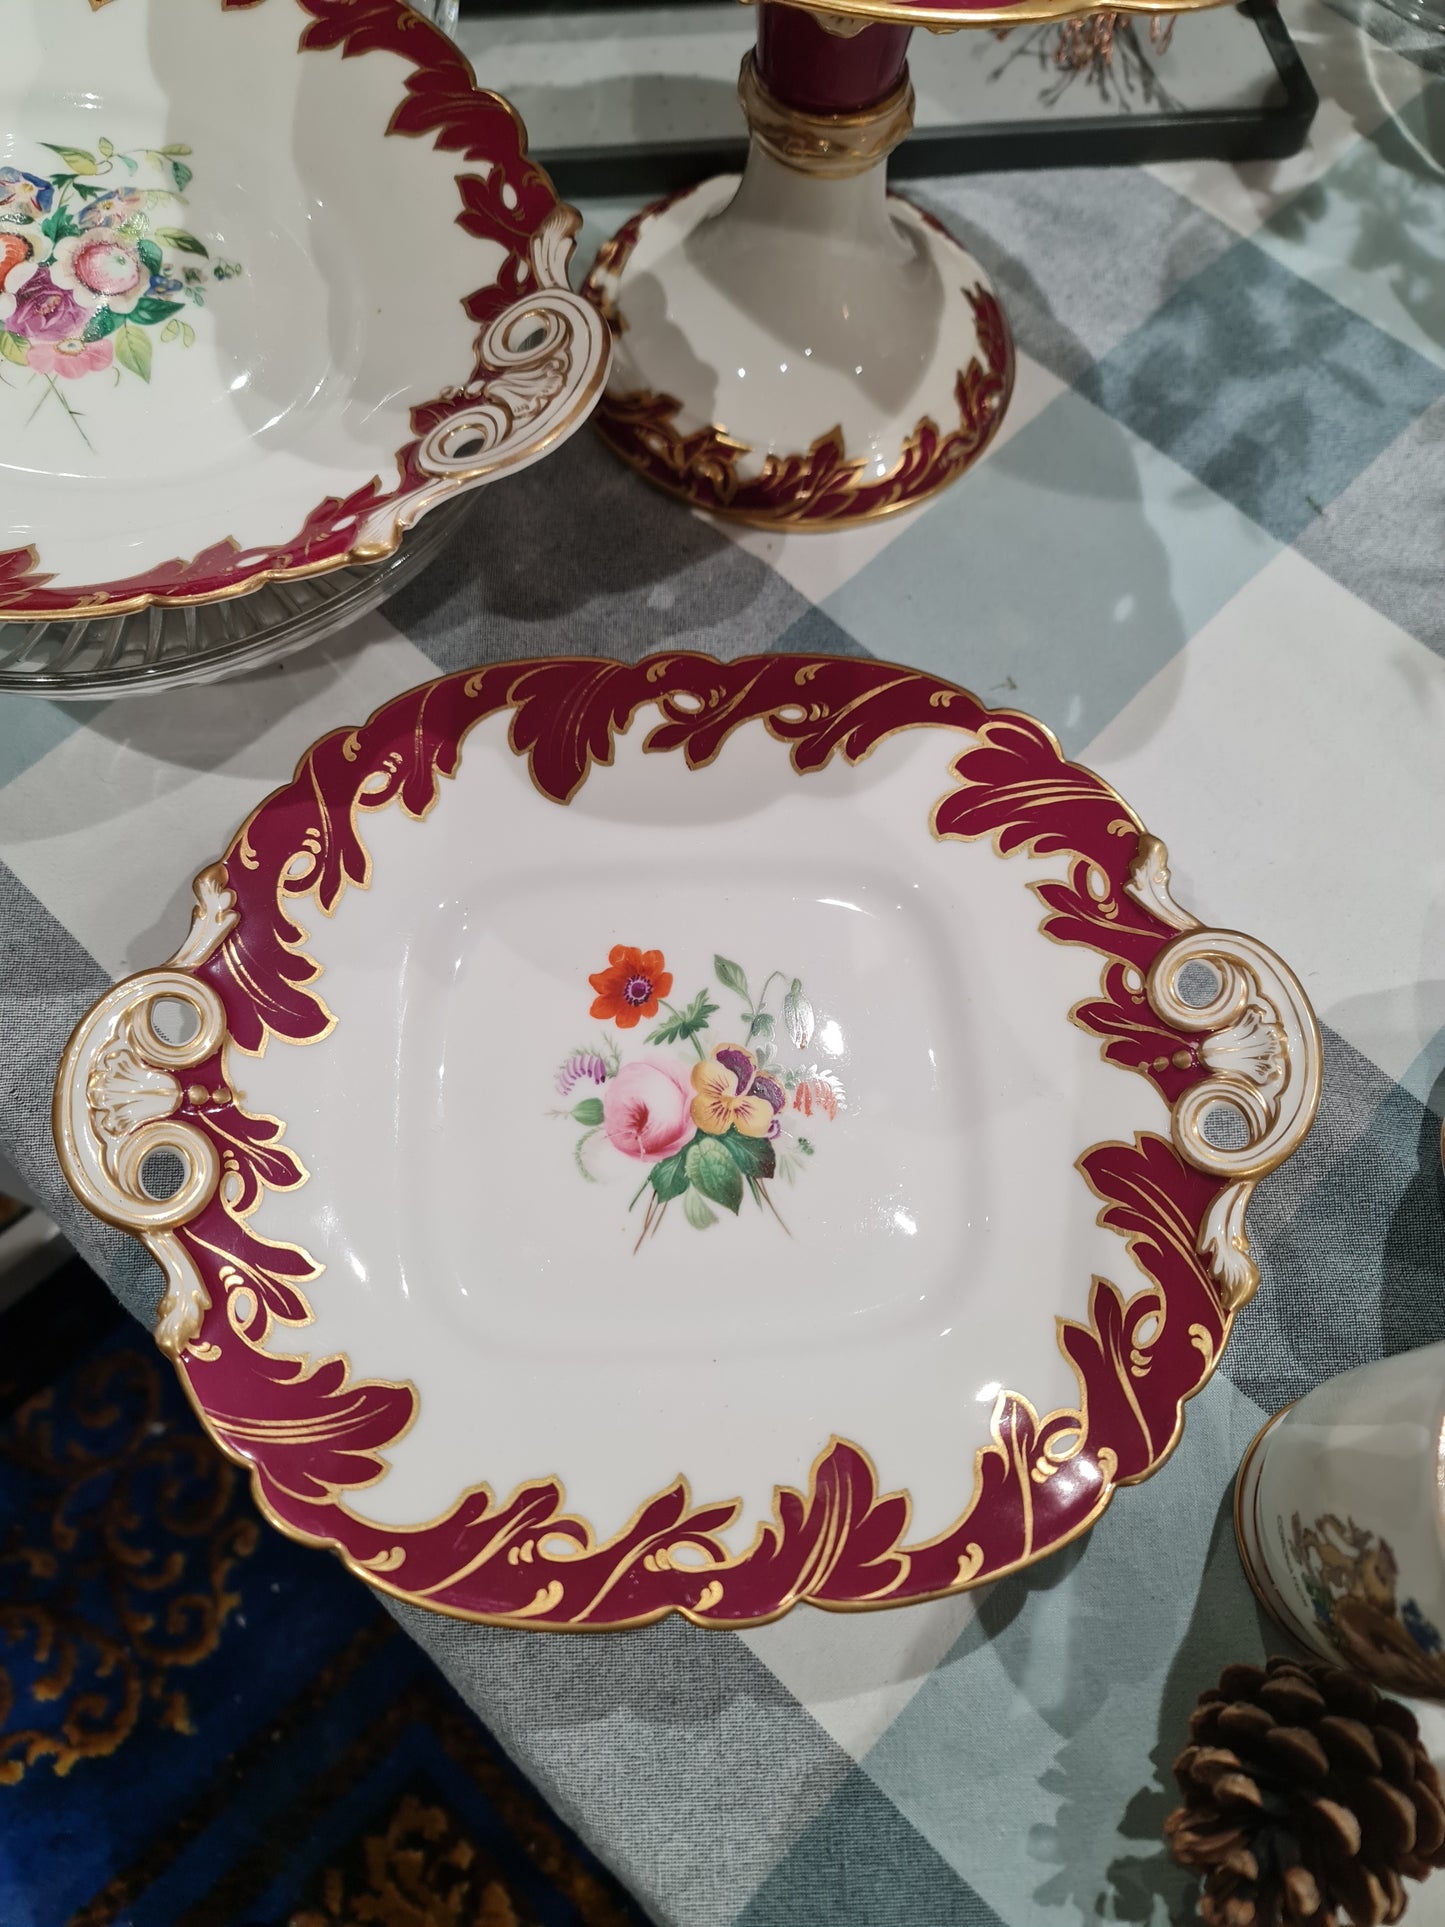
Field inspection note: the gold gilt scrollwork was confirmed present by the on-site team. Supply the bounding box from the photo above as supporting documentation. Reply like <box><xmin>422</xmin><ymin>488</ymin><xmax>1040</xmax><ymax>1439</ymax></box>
<box><xmin>53</xmin><ymin>870</ymin><xmax>241</xmax><ymax>1357</ymax></box>
<box><xmin>1127</xmin><ymin>834</ymin><xmax>1321</xmax><ymax>1311</ymax></box>
<box><xmin>354</xmin><ymin>207</ymin><xmax>611</xmax><ymax>554</ymax></box>
<box><xmin>737</xmin><ymin>51</ymin><xmax>915</xmax><ymax>179</ymax></box>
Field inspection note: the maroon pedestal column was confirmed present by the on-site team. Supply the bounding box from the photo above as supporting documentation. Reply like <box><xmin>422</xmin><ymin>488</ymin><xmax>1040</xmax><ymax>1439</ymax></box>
<box><xmin>754</xmin><ymin>2</ymin><xmax>912</xmax><ymax>113</ymax></box>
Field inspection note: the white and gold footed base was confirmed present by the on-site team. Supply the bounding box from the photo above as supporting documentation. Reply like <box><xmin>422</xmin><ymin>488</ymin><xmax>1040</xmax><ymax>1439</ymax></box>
<box><xmin>582</xmin><ymin>55</ymin><xmax>1014</xmax><ymax>530</ymax></box>
<box><xmin>1233</xmin><ymin>1405</ymin><xmax>1314</xmax><ymax>1649</ymax></box>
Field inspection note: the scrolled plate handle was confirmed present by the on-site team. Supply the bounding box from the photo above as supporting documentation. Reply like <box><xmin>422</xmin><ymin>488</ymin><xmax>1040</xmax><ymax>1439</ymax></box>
<box><xmin>54</xmin><ymin>969</ymin><xmax>225</xmax><ymax>1231</ymax></box>
<box><xmin>1144</xmin><ymin>924</ymin><xmax>1321</xmax><ymax>1312</ymax></box>
<box><xmin>1148</xmin><ymin>928</ymin><xmax>1319</xmax><ymax>1183</ymax></box>
<box><xmin>356</xmin><ymin>206</ymin><xmax>610</xmax><ymax>550</ymax></box>
<box><xmin>54</xmin><ymin>866</ymin><xmax>238</xmax><ymax>1349</ymax></box>
<box><xmin>1124</xmin><ymin>838</ymin><xmax>1321</xmax><ymax>1311</ymax></box>
<box><xmin>54</xmin><ymin>966</ymin><xmax>230</xmax><ymax>1354</ymax></box>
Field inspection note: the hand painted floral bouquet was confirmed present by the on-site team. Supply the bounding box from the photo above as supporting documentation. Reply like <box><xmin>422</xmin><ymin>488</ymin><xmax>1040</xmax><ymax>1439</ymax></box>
<box><xmin>0</xmin><ymin>142</ymin><xmax>242</xmax><ymax>436</ymax></box>
<box><xmin>553</xmin><ymin>947</ymin><xmax>845</xmax><ymax>1246</ymax></box>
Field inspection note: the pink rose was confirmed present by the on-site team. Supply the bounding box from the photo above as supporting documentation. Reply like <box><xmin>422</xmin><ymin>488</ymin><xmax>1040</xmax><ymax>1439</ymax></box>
<box><xmin>50</xmin><ymin>232</ymin><xmax>146</xmax><ymax>314</ymax></box>
<box><xmin>27</xmin><ymin>336</ymin><xmax>114</xmax><ymax>381</ymax></box>
<box><xmin>8</xmin><ymin>268</ymin><xmax>89</xmax><ymax>343</ymax></box>
<box><xmin>602</xmin><ymin>1059</ymin><xmax>697</xmax><ymax>1162</ymax></box>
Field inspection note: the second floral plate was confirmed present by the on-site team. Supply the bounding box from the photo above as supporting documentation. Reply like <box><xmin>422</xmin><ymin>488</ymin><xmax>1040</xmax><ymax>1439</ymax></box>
<box><xmin>0</xmin><ymin>0</ymin><xmax>608</xmax><ymax>620</ymax></box>
<box><xmin>53</xmin><ymin>653</ymin><xmax>1321</xmax><ymax>1629</ymax></box>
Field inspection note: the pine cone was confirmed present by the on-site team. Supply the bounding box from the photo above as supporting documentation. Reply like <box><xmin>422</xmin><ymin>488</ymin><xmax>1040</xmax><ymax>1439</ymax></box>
<box><xmin>1166</xmin><ymin>1656</ymin><xmax>1445</xmax><ymax>1927</ymax></box>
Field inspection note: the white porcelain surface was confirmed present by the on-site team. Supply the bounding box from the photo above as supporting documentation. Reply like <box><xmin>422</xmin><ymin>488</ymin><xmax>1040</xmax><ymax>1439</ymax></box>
<box><xmin>0</xmin><ymin>0</ymin><xmax>605</xmax><ymax>611</ymax></box>
<box><xmin>594</xmin><ymin>159</ymin><xmax>996</xmax><ymax>485</ymax></box>
<box><xmin>241</xmin><ymin>709</ymin><xmax>1162</xmax><ymax>1550</ymax></box>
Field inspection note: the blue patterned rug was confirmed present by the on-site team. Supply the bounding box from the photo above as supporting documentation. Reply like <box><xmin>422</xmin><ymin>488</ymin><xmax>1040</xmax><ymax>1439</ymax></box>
<box><xmin>0</xmin><ymin>1261</ymin><xmax>649</xmax><ymax>1927</ymax></box>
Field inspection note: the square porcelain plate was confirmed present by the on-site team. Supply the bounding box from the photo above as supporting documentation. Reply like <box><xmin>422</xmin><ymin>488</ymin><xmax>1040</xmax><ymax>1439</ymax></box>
<box><xmin>0</xmin><ymin>0</ymin><xmax>608</xmax><ymax>620</ymax></box>
<box><xmin>54</xmin><ymin>654</ymin><xmax>1320</xmax><ymax>1629</ymax></box>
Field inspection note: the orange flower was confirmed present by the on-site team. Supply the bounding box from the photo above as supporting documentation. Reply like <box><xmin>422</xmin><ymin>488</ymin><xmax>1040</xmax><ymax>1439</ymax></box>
<box><xmin>588</xmin><ymin>945</ymin><xmax>673</xmax><ymax>1029</ymax></box>
<box><xmin>0</xmin><ymin>232</ymin><xmax>30</xmax><ymax>288</ymax></box>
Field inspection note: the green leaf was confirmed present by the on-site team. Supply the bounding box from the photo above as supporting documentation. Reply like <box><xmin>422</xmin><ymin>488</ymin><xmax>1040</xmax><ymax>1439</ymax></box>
<box><xmin>796</xmin><ymin>1137</ymin><xmax>814</xmax><ymax>1155</ymax></box>
<box><xmin>116</xmin><ymin>152</ymin><xmax>138</xmax><ymax>175</ymax></box>
<box><xmin>114</xmin><ymin>320</ymin><xmax>151</xmax><ymax>382</ymax></box>
<box><xmin>170</xmin><ymin>160</ymin><xmax>193</xmax><ymax>194</ymax></box>
<box><xmin>720</xmin><ymin>1129</ymin><xmax>776</xmax><ymax>1182</ymax></box>
<box><xmin>98</xmin><ymin>137</ymin><xmax>114</xmax><ymax>159</ymax></box>
<box><xmin>571</xmin><ymin>1130</ymin><xmax>600</xmax><ymax>1184</ymax></box>
<box><xmin>747</xmin><ymin>1012</ymin><xmax>775</xmax><ymax>1046</ymax></box>
<box><xmin>646</xmin><ymin>989</ymin><xmax>717</xmax><ymax>1048</ymax></box>
<box><xmin>685</xmin><ymin>1138</ymin><xmax>742</xmax><ymax>1215</ymax></box>
<box><xmin>713</xmin><ymin>955</ymin><xmax>748</xmax><ymax>1001</ymax></box>
<box><xmin>180</xmin><ymin>321</ymin><xmax>195</xmax><ymax>348</ymax></box>
<box><xmin>153</xmin><ymin>226</ymin><xmax>208</xmax><ymax>257</ymax></box>
<box><xmin>129</xmin><ymin>296</ymin><xmax>183</xmax><ymax>328</ymax></box>
<box><xmin>649</xmin><ymin>1150</ymin><xmax>691</xmax><ymax>1202</ymax></box>
<box><xmin>0</xmin><ymin>331</ymin><xmax>28</xmax><ymax>365</ymax></box>
<box><xmin>80</xmin><ymin>306</ymin><xmax>123</xmax><ymax>342</ymax></box>
<box><xmin>570</xmin><ymin>1097</ymin><xmax>603</xmax><ymax>1128</ymax></box>
<box><xmin>137</xmin><ymin>237</ymin><xmax>163</xmax><ymax>276</ymax></box>
<box><xmin>157</xmin><ymin>143</ymin><xmax>193</xmax><ymax>156</ymax></box>
<box><xmin>683</xmin><ymin>1189</ymin><xmax>718</xmax><ymax>1231</ymax></box>
<box><xmin>41</xmin><ymin>143</ymin><xmax>98</xmax><ymax>174</ymax></box>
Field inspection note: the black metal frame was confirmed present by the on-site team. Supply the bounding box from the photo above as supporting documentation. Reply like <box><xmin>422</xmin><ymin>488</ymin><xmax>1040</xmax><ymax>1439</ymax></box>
<box><xmin>463</xmin><ymin>0</ymin><xmax>1316</xmax><ymax>198</ymax></box>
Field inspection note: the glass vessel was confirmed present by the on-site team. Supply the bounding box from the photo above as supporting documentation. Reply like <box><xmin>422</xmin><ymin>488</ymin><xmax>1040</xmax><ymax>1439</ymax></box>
<box><xmin>411</xmin><ymin>0</ymin><xmax>459</xmax><ymax>38</ymax></box>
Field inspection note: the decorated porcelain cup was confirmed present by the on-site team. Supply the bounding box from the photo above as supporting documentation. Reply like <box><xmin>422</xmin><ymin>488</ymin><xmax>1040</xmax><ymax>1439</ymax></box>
<box><xmin>1237</xmin><ymin>1344</ymin><xmax>1445</xmax><ymax>1698</ymax></box>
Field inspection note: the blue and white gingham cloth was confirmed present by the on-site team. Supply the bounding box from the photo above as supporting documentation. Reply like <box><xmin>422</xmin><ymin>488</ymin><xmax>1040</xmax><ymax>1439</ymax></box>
<box><xmin>3</xmin><ymin>1</ymin><xmax>1444</xmax><ymax>1917</ymax></box>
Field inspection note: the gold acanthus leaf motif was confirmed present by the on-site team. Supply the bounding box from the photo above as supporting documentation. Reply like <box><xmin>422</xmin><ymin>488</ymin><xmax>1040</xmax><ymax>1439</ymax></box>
<box><xmin>1199</xmin><ymin>1004</ymin><xmax>1288</xmax><ymax>1098</ymax></box>
<box><xmin>168</xmin><ymin>861</ymin><xmax>239</xmax><ymax>970</ymax></box>
<box><xmin>86</xmin><ymin>1037</ymin><xmax>180</xmax><ymax>1144</ymax></box>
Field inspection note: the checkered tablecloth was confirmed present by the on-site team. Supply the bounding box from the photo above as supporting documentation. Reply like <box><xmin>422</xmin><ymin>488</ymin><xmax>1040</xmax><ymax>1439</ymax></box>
<box><xmin>3</xmin><ymin>2</ymin><xmax>1444</xmax><ymax>1918</ymax></box>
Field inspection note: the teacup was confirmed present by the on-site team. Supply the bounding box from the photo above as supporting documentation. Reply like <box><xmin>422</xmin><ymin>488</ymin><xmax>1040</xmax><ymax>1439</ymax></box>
<box><xmin>1236</xmin><ymin>1343</ymin><xmax>1445</xmax><ymax>1699</ymax></box>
